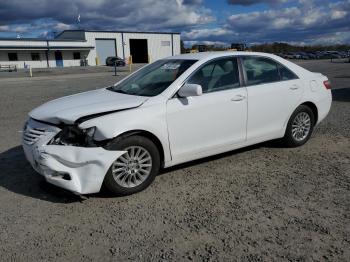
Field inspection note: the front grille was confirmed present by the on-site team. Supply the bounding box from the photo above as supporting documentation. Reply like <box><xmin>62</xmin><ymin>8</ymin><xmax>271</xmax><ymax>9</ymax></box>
<box><xmin>23</xmin><ymin>127</ymin><xmax>46</xmax><ymax>145</ymax></box>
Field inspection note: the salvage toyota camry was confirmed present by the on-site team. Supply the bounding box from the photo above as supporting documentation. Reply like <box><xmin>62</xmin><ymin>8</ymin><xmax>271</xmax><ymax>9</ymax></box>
<box><xmin>22</xmin><ymin>52</ymin><xmax>332</xmax><ymax>195</ymax></box>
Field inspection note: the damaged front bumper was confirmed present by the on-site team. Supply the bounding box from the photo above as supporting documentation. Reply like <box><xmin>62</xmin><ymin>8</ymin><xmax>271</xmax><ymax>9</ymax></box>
<box><xmin>22</xmin><ymin>118</ymin><xmax>125</xmax><ymax>194</ymax></box>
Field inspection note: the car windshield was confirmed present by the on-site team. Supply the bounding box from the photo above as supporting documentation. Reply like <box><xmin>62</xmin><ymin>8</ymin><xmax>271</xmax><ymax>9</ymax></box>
<box><xmin>108</xmin><ymin>59</ymin><xmax>197</xmax><ymax>96</ymax></box>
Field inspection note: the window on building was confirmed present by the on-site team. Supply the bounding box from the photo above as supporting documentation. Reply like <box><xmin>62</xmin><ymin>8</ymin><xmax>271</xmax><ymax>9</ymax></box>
<box><xmin>161</xmin><ymin>41</ymin><xmax>171</xmax><ymax>46</ymax></box>
<box><xmin>8</xmin><ymin>53</ymin><xmax>18</xmax><ymax>61</ymax></box>
<box><xmin>73</xmin><ymin>52</ymin><xmax>81</xmax><ymax>60</ymax></box>
<box><xmin>31</xmin><ymin>53</ymin><xmax>40</xmax><ymax>61</ymax></box>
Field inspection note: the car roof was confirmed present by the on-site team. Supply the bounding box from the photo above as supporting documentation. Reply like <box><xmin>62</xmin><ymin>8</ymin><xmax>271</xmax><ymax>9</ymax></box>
<box><xmin>167</xmin><ymin>51</ymin><xmax>311</xmax><ymax>76</ymax></box>
<box><xmin>168</xmin><ymin>51</ymin><xmax>279</xmax><ymax>61</ymax></box>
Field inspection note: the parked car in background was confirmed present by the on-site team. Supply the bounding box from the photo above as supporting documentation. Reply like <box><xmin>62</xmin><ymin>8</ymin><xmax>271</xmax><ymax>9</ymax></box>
<box><xmin>307</xmin><ymin>52</ymin><xmax>320</xmax><ymax>59</ymax></box>
<box><xmin>22</xmin><ymin>52</ymin><xmax>332</xmax><ymax>196</ymax></box>
<box><xmin>305</xmin><ymin>52</ymin><xmax>317</xmax><ymax>59</ymax></box>
<box><xmin>327</xmin><ymin>51</ymin><xmax>342</xmax><ymax>59</ymax></box>
<box><xmin>297</xmin><ymin>52</ymin><xmax>311</xmax><ymax>59</ymax></box>
<box><xmin>281</xmin><ymin>52</ymin><xmax>295</xmax><ymax>59</ymax></box>
<box><xmin>292</xmin><ymin>52</ymin><xmax>302</xmax><ymax>59</ymax></box>
<box><xmin>106</xmin><ymin>56</ymin><xmax>126</xmax><ymax>66</ymax></box>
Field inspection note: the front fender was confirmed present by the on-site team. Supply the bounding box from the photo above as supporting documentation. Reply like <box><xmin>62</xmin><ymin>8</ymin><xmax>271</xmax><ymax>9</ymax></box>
<box><xmin>78</xmin><ymin>102</ymin><xmax>171</xmax><ymax>164</ymax></box>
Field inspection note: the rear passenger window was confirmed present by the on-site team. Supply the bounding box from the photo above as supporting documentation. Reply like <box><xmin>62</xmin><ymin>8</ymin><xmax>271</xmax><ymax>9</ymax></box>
<box><xmin>278</xmin><ymin>64</ymin><xmax>298</xmax><ymax>80</ymax></box>
<box><xmin>243</xmin><ymin>57</ymin><xmax>280</xmax><ymax>86</ymax></box>
<box><xmin>187</xmin><ymin>58</ymin><xmax>240</xmax><ymax>93</ymax></box>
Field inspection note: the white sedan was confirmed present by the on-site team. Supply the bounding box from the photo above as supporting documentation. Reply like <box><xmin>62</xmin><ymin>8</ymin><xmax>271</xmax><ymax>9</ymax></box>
<box><xmin>22</xmin><ymin>52</ymin><xmax>332</xmax><ymax>195</ymax></box>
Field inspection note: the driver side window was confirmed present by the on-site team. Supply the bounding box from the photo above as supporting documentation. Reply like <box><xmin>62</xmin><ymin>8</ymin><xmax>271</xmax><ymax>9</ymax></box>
<box><xmin>187</xmin><ymin>57</ymin><xmax>240</xmax><ymax>93</ymax></box>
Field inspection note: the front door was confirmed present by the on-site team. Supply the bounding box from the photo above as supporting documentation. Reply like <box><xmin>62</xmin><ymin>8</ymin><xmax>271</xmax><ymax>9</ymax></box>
<box><xmin>55</xmin><ymin>51</ymin><xmax>63</xmax><ymax>67</ymax></box>
<box><xmin>167</xmin><ymin>57</ymin><xmax>247</xmax><ymax>163</ymax></box>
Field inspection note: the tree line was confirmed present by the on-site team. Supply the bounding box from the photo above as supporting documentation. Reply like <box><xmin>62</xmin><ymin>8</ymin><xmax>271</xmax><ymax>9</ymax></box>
<box><xmin>181</xmin><ymin>41</ymin><xmax>350</xmax><ymax>53</ymax></box>
<box><xmin>250</xmin><ymin>42</ymin><xmax>350</xmax><ymax>53</ymax></box>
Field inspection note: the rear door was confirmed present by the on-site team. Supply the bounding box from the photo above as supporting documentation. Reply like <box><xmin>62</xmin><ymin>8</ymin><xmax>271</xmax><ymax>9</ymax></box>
<box><xmin>242</xmin><ymin>56</ymin><xmax>303</xmax><ymax>141</ymax></box>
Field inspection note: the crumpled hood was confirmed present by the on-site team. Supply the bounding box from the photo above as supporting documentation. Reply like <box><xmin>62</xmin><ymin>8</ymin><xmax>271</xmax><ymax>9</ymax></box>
<box><xmin>29</xmin><ymin>88</ymin><xmax>147</xmax><ymax>124</ymax></box>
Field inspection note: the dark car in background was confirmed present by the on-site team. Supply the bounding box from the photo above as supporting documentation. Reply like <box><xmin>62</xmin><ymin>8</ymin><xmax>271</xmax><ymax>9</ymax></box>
<box><xmin>106</xmin><ymin>56</ymin><xmax>126</xmax><ymax>66</ymax></box>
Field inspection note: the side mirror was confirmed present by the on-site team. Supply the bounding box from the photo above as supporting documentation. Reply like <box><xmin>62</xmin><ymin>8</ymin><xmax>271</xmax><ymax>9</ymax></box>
<box><xmin>178</xmin><ymin>84</ymin><xmax>203</xmax><ymax>97</ymax></box>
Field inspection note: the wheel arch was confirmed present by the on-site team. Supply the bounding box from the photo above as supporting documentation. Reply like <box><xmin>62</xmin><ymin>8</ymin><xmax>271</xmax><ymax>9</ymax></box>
<box><xmin>109</xmin><ymin>129</ymin><xmax>166</xmax><ymax>168</ymax></box>
<box><xmin>283</xmin><ymin>101</ymin><xmax>319</xmax><ymax>135</ymax></box>
<box><xmin>300</xmin><ymin>101</ymin><xmax>318</xmax><ymax>124</ymax></box>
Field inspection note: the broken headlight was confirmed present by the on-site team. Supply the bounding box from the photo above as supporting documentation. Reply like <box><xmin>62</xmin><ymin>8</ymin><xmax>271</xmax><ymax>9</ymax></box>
<box><xmin>49</xmin><ymin>126</ymin><xmax>96</xmax><ymax>146</ymax></box>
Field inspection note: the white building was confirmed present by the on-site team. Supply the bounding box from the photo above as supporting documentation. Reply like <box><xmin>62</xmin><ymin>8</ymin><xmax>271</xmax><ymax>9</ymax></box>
<box><xmin>0</xmin><ymin>30</ymin><xmax>181</xmax><ymax>69</ymax></box>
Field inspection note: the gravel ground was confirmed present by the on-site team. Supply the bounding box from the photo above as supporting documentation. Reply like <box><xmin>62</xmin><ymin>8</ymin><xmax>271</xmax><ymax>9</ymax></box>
<box><xmin>0</xmin><ymin>60</ymin><xmax>349</xmax><ymax>261</ymax></box>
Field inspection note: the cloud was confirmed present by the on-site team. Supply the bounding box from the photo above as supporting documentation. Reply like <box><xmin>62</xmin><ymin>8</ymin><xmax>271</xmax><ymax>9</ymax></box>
<box><xmin>226</xmin><ymin>1</ymin><xmax>350</xmax><ymax>43</ymax></box>
<box><xmin>184</xmin><ymin>0</ymin><xmax>350</xmax><ymax>45</ymax></box>
<box><xmin>177</xmin><ymin>0</ymin><xmax>203</xmax><ymax>7</ymax></box>
<box><xmin>227</xmin><ymin>0</ymin><xmax>288</xmax><ymax>6</ymax></box>
<box><xmin>53</xmin><ymin>23</ymin><xmax>72</xmax><ymax>31</ymax></box>
<box><xmin>39</xmin><ymin>30</ymin><xmax>50</xmax><ymax>38</ymax></box>
<box><xmin>184</xmin><ymin>40</ymin><xmax>228</xmax><ymax>47</ymax></box>
<box><xmin>12</xmin><ymin>25</ymin><xmax>29</xmax><ymax>33</ymax></box>
<box><xmin>0</xmin><ymin>0</ymin><xmax>214</xmax><ymax>35</ymax></box>
<box><xmin>0</xmin><ymin>25</ymin><xmax>10</xmax><ymax>32</ymax></box>
<box><xmin>0</xmin><ymin>0</ymin><xmax>349</xmax><ymax>46</ymax></box>
<box><xmin>182</xmin><ymin>28</ymin><xmax>235</xmax><ymax>39</ymax></box>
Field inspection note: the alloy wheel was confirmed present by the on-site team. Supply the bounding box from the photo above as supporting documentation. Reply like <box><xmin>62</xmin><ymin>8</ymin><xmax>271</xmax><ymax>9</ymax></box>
<box><xmin>291</xmin><ymin>112</ymin><xmax>311</xmax><ymax>142</ymax></box>
<box><xmin>112</xmin><ymin>146</ymin><xmax>152</xmax><ymax>188</ymax></box>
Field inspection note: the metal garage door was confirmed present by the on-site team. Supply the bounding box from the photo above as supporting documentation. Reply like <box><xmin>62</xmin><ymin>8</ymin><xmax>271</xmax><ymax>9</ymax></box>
<box><xmin>95</xmin><ymin>39</ymin><xmax>116</xmax><ymax>65</ymax></box>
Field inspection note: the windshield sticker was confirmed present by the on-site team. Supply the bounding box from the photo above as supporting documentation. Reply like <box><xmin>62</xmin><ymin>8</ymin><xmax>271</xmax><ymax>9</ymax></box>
<box><xmin>161</xmin><ymin>63</ymin><xmax>180</xmax><ymax>70</ymax></box>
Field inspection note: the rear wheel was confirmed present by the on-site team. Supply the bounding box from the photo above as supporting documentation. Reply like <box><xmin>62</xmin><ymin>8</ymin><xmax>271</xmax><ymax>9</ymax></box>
<box><xmin>283</xmin><ymin>105</ymin><xmax>315</xmax><ymax>147</ymax></box>
<box><xmin>104</xmin><ymin>135</ymin><xmax>160</xmax><ymax>196</ymax></box>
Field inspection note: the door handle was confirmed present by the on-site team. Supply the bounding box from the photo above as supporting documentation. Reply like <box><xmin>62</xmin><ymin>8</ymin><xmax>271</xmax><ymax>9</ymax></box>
<box><xmin>290</xmin><ymin>85</ymin><xmax>299</xmax><ymax>90</ymax></box>
<box><xmin>231</xmin><ymin>94</ymin><xmax>246</xmax><ymax>101</ymax></box>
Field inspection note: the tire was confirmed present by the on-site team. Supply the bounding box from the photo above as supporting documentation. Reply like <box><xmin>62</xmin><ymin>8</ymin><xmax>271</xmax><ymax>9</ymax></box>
<box><xmin>282</xmin><ymin>105</ymin><xmax>315</xmax><ymax>147</ymax></box>
<box><xmin>104</xmin><ymin>135</ymin><xmax>160</xmax><ymax>196</ymax></box>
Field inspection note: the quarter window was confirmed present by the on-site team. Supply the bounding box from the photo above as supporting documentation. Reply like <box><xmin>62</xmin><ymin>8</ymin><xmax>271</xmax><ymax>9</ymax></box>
<box><xmin>243</xmin><ymin>57</ymin><xmax>280</xmax><ymax>86</ymax></box>
<box><xmin>187</xmin><ymin>58</ymin><xmax>240</xmax><ymax>93</ymax></box>
<box><xmin>8</xmin><ymin>53</ymin><xmax>18</xmax><ymax>61</ymax></box>
<box><xmin>278</xmin><ymin>63</ymin><xmax>298</xmax><ymax>80</ymax></box>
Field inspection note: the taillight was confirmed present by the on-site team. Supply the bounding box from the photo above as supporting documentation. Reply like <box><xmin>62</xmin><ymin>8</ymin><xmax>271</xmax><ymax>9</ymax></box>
<box><xmin>323</xmin><ymin>80</ymin><xmax>331</xmax><ymax>89</ymax></box>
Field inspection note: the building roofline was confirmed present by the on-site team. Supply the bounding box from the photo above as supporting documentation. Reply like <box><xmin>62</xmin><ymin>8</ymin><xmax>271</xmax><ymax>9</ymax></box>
<box><xmin>86</xmin><ymin>30</ymin><xmax>181</xmax><ymax>35</ymax></box>
<box><xmin>57</xmin><ymin>29</ymin><xmax>181</xmax><ymax>37</ymax></box>
<box><xmin>0</xmin><ymin>46</ymin><xmax>94</xmax><ymax>50</ymax></box>
<box><xmin>0</xmin><ymin>37</ymin><xmax>87</xmax><ymax>42</ymax></box>
<box><xmin>0</xmin><ymin>29</ymin><xmax>180</xmax><ymax>42</ymax></box>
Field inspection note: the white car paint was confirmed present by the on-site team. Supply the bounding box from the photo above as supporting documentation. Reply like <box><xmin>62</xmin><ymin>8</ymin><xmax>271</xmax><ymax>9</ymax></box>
<box><xmin>166</xmin><ymin>87</ymin><xmax>248</xmax><ymax>163</ymax></box>
<box><xmin>246</xmin><ymin>79</ymin><xmax>304</xmax><ymax>141</ymax></box>
<box><xmin>22</xmin><ymin>118</ymin><xmax>125</xmax><ymax>194</ymax></box>
<box><xmin>29</xmin><ymin>88</ymin><xmax>148</xmax><ymax>125</ymax></box>
<box><xmin>22</xmin><ymin>52</ymin><xmax>332</xmax><ymax>194</ymax></box>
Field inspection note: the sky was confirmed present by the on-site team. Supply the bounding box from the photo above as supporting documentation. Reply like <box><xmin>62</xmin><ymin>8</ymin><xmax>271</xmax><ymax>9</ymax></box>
<box><xmin>0</xmin><ymin>0</ymin><xmax>349</xmax><ymax>47</ymax></box>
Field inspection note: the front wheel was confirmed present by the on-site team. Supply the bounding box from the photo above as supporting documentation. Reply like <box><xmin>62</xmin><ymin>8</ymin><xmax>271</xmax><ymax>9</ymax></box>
<box><xmin>104</xmin><ymin>135</ymin><xmax>160</xmax><ymax>196</ymax></box>
<box><xmin>282</xmin><ymin>105</ymin><xmax>315</xmax><ymax>147</ymax></box>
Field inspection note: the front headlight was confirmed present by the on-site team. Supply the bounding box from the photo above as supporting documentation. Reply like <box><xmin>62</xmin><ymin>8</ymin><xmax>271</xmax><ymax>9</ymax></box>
<box><xmin>49</xmin><ymin>126</ymin><xmax>96</xmax><ymax>146</ymax></box>
<box><xmin>84</xmin><ymin>126</ymin><xmax>96</xmax><ymax>138</ymax></box>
